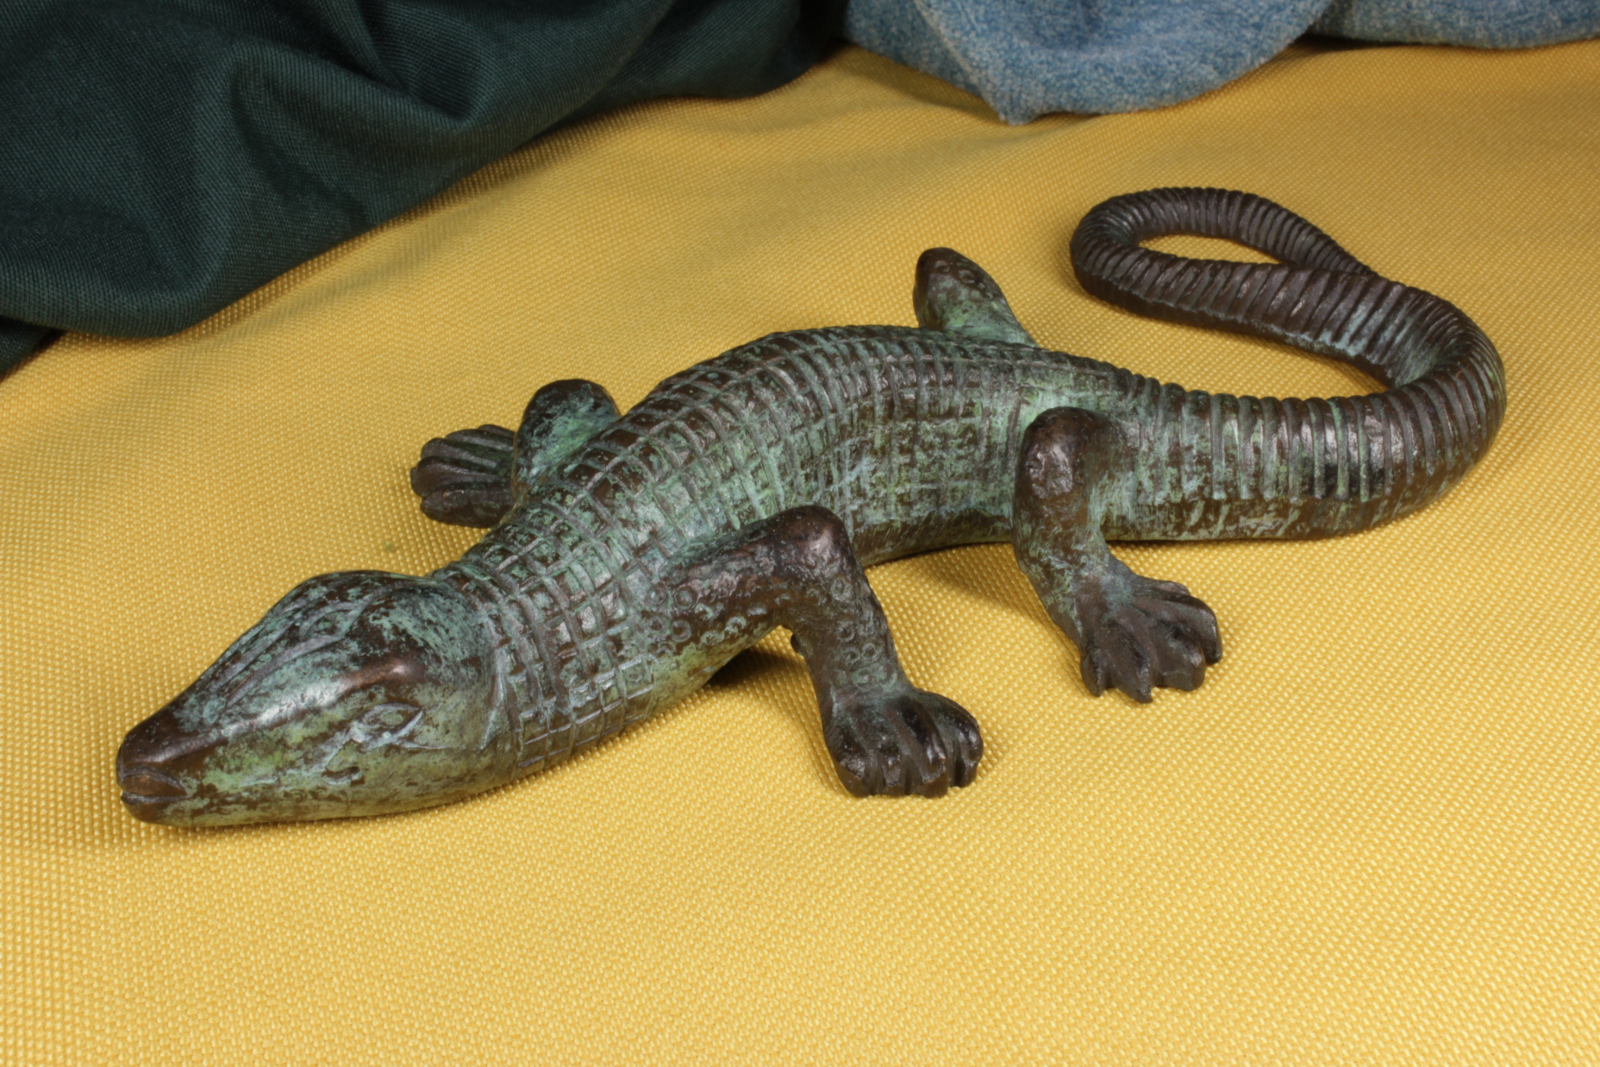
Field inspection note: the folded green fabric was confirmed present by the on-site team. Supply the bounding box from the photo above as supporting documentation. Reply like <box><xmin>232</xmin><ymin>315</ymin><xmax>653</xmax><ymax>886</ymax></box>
<box><xmin>0</xmin><ymin>0</ymin><xmax>840</xmax><ymax>376</ymax></box>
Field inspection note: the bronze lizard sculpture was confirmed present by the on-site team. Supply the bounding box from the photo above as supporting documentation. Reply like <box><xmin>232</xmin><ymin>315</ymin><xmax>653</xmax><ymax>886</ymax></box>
<box><xmin>118</xmin><ymin>188</ymin><xmax>1506</xmax><ymax>826</ymax></box>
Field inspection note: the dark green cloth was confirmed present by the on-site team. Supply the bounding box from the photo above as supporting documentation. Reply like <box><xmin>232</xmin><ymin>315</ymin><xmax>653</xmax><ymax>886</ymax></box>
<box><xmin>0</xmin><ymin>1</ymin><xmax>841</xmax><ymax>375</ymax></box>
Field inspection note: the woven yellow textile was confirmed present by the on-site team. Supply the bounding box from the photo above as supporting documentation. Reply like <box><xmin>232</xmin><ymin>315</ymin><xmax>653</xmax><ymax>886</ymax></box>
<box><xmin>4</xmin><ymin>39</ymin><xmax>1599</xmax><ymax>1066</ymax></box>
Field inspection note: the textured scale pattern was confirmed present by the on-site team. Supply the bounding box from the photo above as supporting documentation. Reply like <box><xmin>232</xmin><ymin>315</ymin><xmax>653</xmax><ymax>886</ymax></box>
<box><xmin>1073</xmin><ymin>189</ymin><xmax>1506</xmax><ymax>540</ymax></box>
<box><xmin>116</xmin><ymin>187</ymin><xmax>1506</xmax><ymax>824</ymax></box>
<box><xmin>442</xmin><ymin>189</ymin><xmax>1505</xmax><ymax>770</ymax></box>
<box><xmin>443</xmin><ymin>329</ymin><xmax>1144</xmax><ymax>772</ymax></box>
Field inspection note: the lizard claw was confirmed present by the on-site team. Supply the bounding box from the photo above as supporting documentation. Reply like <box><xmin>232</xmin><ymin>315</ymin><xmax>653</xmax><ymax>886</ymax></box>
<box><xmin>1078</xmin><ymin>578</ymin><xmax>1221</xmax><ymax>702</ymax></box>
<box><xmin>825</xmin><ymin>686</ymin><xmax>983</xmax><ymax>797</ymax></box>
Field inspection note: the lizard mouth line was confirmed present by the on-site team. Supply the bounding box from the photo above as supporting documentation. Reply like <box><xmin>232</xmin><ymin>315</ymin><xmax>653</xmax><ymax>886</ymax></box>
<box><xmin>117</xmin><ymin>764</ymin><xmax>191</xmax><ymax>802</ymax></box>
<box><xmin>121</xmin><ymin>791</ymin><xmax>184</xmax><ymax>807</ymax></box>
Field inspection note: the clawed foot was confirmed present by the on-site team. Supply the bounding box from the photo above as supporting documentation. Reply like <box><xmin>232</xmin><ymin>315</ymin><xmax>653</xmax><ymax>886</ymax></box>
<box><xmin>410</xmin><ymin>424</ymin><xmax>515</xmax><ymax>528</ymax></box>
<box><xmin>824</xmin><ymin>686</ymin><xmax>983</xmax><ymax>797</ymax></box>
<box><xmin>1077</xmin><ymin>577</ymin><xmax>1222</xmax><ymax>702</ymax></box>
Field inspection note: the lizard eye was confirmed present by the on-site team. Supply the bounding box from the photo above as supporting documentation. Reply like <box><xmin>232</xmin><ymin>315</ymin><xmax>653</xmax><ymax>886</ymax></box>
<box><xmin>365</xmin><ymin>701</ymin><xmax>421</xmax><ymax>730</ymax></box>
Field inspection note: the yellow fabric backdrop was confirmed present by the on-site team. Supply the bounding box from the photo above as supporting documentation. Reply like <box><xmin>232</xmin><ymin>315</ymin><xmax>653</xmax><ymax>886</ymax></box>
<box><xmin>3</xmin><ymin>39</ymin><xmax>1598</xmax><ymax>1065</ymax></box>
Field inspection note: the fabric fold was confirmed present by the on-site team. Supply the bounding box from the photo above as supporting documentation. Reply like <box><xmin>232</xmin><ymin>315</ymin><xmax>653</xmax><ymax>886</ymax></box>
<box><xmin>0</xmin><ymin>0</ymin><xmax>842</xmax><ymax>376</ymax></box>
<box><xmin>843</xmin><ymin>0</ymin><xmax>1600</xmax><ymax>123</ymax></box>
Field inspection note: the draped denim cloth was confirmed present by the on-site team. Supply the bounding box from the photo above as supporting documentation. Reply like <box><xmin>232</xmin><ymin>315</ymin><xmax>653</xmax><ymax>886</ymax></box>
<box><xmin>0</xmin><ymin>0</ymin><xmax>842</xmax><ymax>375</ymax></box>
<box><xmin>843</xmin><ymin>0</ymin><xmax>1600</xmax><ymax>123</ymax></box>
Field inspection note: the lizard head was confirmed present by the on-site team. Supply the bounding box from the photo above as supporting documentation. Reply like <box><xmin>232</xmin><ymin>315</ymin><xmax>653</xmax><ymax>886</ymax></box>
<box><xmin>117</xmin><ymin>571</ymin><xmax>511</xmax><ymax>827</ymax></box>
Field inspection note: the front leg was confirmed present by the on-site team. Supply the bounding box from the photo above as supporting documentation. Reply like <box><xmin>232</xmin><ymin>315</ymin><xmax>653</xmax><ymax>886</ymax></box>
<box><xmin>1012</xmin><ymin>408</ymin><xmax>1223</xmax><ymax>702</ymax></box>
<box><xmin>673</xmin><ymin>506</ymin><xmax>982</xmax><ymax>797</ymax></box>
<box><xmin>411</xmin><ymin>379</ymin><xmax>618</xmax><ymax>528</ymax></box>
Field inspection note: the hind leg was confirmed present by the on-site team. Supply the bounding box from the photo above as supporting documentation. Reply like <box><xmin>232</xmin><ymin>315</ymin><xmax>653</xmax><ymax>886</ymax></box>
<box><xmin>672</xmin><ymin>506</ymin><xmax>982</xmax><ymax>796</ymax></box>
<box><xmin>1013</xmin><ymin>408</ymin><xmax>1222</xmax><ymax>702</ymax></box>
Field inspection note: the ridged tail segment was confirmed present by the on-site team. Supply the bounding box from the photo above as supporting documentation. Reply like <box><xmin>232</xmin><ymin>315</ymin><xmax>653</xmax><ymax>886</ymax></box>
<box><xmin>1070</xmin><ymin>188</ymin><xmax>1507</xmax><ymax>540</ymax></box>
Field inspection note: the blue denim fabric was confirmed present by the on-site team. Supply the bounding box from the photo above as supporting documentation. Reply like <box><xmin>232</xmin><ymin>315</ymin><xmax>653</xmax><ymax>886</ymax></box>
<box><xmin>844</xmin><ymin>0</ymin><xmax>1600</xmax><ymax>122</ymax></box>
<box><xmin>1314</xmin><ymin>0</ymin><xmax>1600</xmax><ymax>46</ymax></box>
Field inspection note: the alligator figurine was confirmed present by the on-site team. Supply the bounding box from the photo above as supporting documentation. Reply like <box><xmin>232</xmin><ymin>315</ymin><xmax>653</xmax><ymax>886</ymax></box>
<box><xmin>117</xmin><ymin>188</ymin><xmax>1506</xmax><ymax>826</ymax></box>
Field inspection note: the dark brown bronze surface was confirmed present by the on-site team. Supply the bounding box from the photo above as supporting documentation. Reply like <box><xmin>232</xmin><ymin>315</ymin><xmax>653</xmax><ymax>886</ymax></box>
<box><xmin>118</xmin><ymin>188</ymin><xmax>1506</xmax><ymax>825</ymax></box>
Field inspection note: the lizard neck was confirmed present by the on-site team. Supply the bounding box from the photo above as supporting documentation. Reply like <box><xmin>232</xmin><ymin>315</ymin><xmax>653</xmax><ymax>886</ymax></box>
<box><xmin>435</xmin><ymin>558</ymin><xmax>564</xmax><ymax>776</ymax></box>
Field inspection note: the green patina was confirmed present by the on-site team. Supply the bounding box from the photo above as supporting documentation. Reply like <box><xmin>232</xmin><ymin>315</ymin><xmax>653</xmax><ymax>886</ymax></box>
<box><xmin>118</xmin><ymin>188</ymin><xmax>1505</xmax><ymax>826</ymax></box>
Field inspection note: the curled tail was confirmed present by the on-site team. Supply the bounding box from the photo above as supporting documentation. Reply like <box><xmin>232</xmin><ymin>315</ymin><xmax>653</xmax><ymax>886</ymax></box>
<box><xmin>1069</xmin><ymin>188</ymin><xmax>1507</xmax><ymax>538</ymax></box>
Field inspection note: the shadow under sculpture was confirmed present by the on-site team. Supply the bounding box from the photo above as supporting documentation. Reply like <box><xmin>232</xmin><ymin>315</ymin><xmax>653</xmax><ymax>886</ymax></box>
<box><xmin>117</xmin><ymin>188</ymin><xmax>1506</xmax><ymax>826</ymax></box>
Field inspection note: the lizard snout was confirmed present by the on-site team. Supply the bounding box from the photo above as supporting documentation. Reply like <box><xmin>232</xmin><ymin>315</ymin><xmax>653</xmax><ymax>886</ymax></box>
<box><xmin>116</xmin><ymin>706</ymin><xmax>210</xmax><ymax>822</ymax></box>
